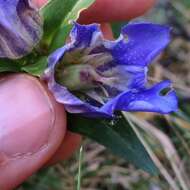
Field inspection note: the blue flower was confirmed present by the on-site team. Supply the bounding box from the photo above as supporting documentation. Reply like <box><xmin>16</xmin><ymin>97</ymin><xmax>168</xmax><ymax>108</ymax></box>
<box><xmin>44</xmin><ymin>22</ymin><xmax>178</xmax><ymax>118</ymax></box>
<box><xmin>0</xmin><ymin>0</ymin><xmax>42</xmax><ymax>59</ymax></box>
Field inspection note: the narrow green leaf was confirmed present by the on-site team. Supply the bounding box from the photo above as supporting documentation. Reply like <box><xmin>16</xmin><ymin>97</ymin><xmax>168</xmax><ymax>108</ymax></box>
<box><xmin>111</xmin><ymin>22</ymin><xmax>127</xmax><ymax>38</ymax></box>
<box><xmin>50</xmin><ymin>0</ymin><xmax>95</xmax><ymax>51</ymax></box>
<box><xmin>62</xmin><ymin>0</ymin><xmax>95</xmax><ymax>26</ymax></box>
<box><xmin>41</xmin><ymin>0</ymin><xmax>76</xmax><ymax>41</ymax></box>
<box><xmin>0</xmin><ymin>59</ymin><xmax>22</xmax><ymax>72</ymax></box>
<box><xmin>76</xmin><ymin>146</ymin><xmax>83</xmax><ymax>190</ymax></box>
<box><xmin>22</xmin><ymin>57</ymin><xmax>48</xmax><ymax>76</ymax></box>
<box><xmin>68</xmin><ymin>114</ymin><xmax>158</xmax><ymax>175</ymax></box>
<box><xmin>49</xmin><ymin>25</ymin><xmax>72</xmax><ymax>52</ymax></box>
<box><xmin>41</xmin><ymin>0</ymin><xmax>95</xmax><ymax>49</ymax></box>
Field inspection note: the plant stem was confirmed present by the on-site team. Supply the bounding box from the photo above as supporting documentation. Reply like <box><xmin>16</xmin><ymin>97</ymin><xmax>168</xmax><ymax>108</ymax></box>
<box><xmin>76</xmin><ymin>145</ymin><xmax>84</xmax><ymax>190</ymax></box>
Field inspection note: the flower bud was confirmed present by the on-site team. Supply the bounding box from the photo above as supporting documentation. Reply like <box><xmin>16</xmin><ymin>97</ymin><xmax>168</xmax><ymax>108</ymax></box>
<box><xmin>0</xmin><ymin>0</ymin><xmax>42</xmax><ymax>59</ymax></box>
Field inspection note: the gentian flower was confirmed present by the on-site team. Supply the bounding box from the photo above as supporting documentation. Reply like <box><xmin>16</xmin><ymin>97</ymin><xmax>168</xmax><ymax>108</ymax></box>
<box><xmin>44</xmin><ymin>22</ymin><xmax>178</xmax><ymax>118</ymax></box>
<box><xmin>0</xmin><ymin>0</ymin><xmax>42</xmax><ymax>59</ymax></box>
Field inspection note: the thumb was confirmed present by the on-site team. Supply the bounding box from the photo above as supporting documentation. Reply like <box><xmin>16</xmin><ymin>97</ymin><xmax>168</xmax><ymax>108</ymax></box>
<box><xmin>0</xmin><ymin>74</ymin><xmax>66</xmax><ymax>190</ymax></box>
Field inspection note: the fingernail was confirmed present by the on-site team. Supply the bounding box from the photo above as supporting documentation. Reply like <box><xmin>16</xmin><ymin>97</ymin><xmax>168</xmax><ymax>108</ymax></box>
<box><xmin>0</xmin><ymin>74</ymin><xmax>55</xmax><ymax>161</ymax></box>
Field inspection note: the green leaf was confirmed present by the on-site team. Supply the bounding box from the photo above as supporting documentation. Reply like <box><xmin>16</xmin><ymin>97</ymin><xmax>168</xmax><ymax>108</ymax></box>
<box><xmin>50</xmin><ymin>0</ymin><xmax>95</xmax><ymax>51</ymax></box>
<box><xmin>22</xmin><ymin>57</ymin><xmax>48</xmax><ymax>76</ymax></box>
<box><xmin>41</xmin><ymin>0</ymin><xmax>75</xmax><ymax>42</ymax></box>
<box><xmin>49</xmin><ymin>25</ymin><xmax>72</xmax><ymax>52</ymax></box>
<box><xmin>41</xmin><ymin>0</ymin><xmax>95</xmax><ymax>49</ymax></box>
<box><xmin>0</xmin><ymin>59</ymin><xmax>22</xmax><ymax>72</ymax></box>
<box><xmin>68</xmin><ymin>114</ymin><xmax>158</xmax><ymax>175</ymax></box>
<box><xmin>111</xmin><ymin>22</ymin><xmax>127</xmax><ymax>38</ymax></box>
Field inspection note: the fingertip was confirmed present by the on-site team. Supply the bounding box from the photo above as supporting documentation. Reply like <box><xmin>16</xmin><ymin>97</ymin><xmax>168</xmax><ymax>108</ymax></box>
<box><xmin>46</xmin><ymin>131</ymin><xmax>82</xmax><ymax>165</ymax></box>
<box><xmin>101</xmin><ymin>23</ymin><xmax>114</xmax><ymax>40</ymax></box>
<box><xmin>79</xmin><ymin>0</ymin><xmax>156</xmax><ymax>23</ymax></box>
<box><xmin>0</xmin><ymin>74</ymin><xmax>66</xmax><ymax>189</ymax></box>
<box><xmin>33</xmin><ymin>0</ymin><xmax>155</xmax><ymax>23</ymax></box>
<box><xmin>32</xmin><ymin>0</ymin><xmax>48</xmax><ymax>8</ymax></box>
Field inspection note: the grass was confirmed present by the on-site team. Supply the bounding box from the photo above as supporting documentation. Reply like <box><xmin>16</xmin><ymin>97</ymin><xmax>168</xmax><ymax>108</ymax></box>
<box><xmin>76</xmin><ymin>146</ymin><xmax>83</xmax><ymax>190</ymax></box>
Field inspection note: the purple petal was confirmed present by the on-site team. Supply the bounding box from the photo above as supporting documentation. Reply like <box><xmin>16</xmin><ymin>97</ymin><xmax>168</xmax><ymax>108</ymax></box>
<box><xmin>46</xmin><ymin>75</ymin><xmax>108</xmax><ymax>117</ymax></box>
<box><xmin>0</xmin><ymin>0</ymin><xmax>42</xmax><ymax>59</ymax></box>
<box><xmin>110</xmin><ymin>22</ymin><xmax>170</xmax><ymax>67</ymax></box>
<box><xmin>70</xmin><ymin>22</ymin><xmax>102</xmax><ymax>48</ymax></box>
<box><xmin>44</xmin><ymin>22</ymin><xmax>178</xmax><ymax>118</ymax></box>
<box><xmin>47</xmin><ymin>77</ymin><xmax>177</xmax><ymax>118</ymax></box>
<box><xmin>102</xmin><ymin>80</ymin><xmax>178</xmax><ymax>115</ymax></box>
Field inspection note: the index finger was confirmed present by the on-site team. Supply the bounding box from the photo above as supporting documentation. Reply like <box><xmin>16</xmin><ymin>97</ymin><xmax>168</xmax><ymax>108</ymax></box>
<box><xmin>34</xmin><ymin>0</ymin><xmax>155</xmax><ymax>23</ymax></box>
<box><xmin>79</xmin><ymin>0</ymin><xmax>156</xmax><ymax>23</ymax></box>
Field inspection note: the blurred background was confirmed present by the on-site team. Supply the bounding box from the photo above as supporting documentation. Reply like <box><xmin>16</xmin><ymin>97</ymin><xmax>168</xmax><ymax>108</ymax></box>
<box><xmin>17</xmin><ymin>0</ymin><xmax>190</xmax><ymax>189</ymax></box>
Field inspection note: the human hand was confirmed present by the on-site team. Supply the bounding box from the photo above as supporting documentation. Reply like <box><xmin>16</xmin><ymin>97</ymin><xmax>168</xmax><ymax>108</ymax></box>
<box><xmin>0</xmin><ymin>0</ymin><xmax>155</xmax><ymax>189</ymax></box>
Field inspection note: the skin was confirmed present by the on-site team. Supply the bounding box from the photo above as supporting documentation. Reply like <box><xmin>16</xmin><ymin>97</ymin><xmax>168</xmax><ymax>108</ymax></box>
<box><xmin>0</xmin><ymin>0</ymin><xmax>155</xmax><ymax>189</ymax></box>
